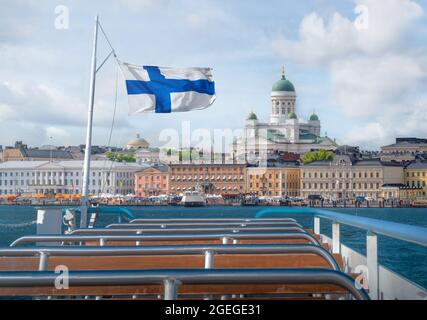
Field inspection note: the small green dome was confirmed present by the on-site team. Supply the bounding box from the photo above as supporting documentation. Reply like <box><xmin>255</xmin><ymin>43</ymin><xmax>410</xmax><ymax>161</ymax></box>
<box><xmin>288</xmin><ymin>112</ymin><xmax>297</xmax><ymax>119</ymax></box>
<box><xmin>309</xmin><ymin>114</ymin><xmax>319</xmax><ymax>121</ymax></box>
<box><xmin>247</xmin><ymin>112</ymin><xmax>258</xmax><ymax>120</ymax></box>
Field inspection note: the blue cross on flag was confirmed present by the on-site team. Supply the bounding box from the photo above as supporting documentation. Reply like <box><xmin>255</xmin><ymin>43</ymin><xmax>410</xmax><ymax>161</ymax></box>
<box><xmin>119</xmin><ymin>62</ymin><xmax>216</xmax><ymax>113</ymax></box>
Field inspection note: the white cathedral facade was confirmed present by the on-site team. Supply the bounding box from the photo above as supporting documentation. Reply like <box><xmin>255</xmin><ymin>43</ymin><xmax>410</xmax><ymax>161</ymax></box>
<box><xmin>232</xmin><ymin>68</ymin><xmax>337</xmax><ymax>162</ymax></box>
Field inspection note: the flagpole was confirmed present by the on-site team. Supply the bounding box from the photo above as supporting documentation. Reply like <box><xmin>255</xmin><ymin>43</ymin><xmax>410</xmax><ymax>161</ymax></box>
<box><xmin>80</xmin><ymin>15</ymin><xmax>99</xmax><ymax>228</ymax></box>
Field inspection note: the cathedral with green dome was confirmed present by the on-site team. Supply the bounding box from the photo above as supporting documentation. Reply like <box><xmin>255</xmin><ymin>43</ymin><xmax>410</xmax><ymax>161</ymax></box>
<box><xmin>233</xmin><ymin>67</ymin><xmax>337</xmax><ymax>161</ymax></box>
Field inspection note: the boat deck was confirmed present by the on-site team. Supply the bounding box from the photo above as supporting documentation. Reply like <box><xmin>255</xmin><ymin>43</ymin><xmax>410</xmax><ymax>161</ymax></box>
<box><xmin>0</xmin><ymin>217</ymin><xmax>370</xmax><ymax>300</ymax></box>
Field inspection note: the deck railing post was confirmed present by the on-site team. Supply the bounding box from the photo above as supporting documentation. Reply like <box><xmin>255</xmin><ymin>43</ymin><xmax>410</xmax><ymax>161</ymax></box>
<box><xmin>164</xmin><ymin>279</ymin><xmax>178</xmax><ymax>300</ymax></box>
<box><xmin>314</xmin><ymin>217</ymin><xmax>320</xmax><ymax>235</ymax></box>
<box><xmin>136</xmin><ymin>231</ymin><xmax>142</xmax><ymax>246</ymax></box>
<box><xmin>367</xmin><ymin>231</ymin><xmax>379</xmax><ymax>300</ymax></box>
<box><xmin>204</xmin><ymin>250</ymin><xmax>214</xmax><ymax>269</ymax></box>
<box><xmin>38</xmin><ymin>252</ymin><xmax>49</xmax><ymax>271</ymax></box>
<box><xmin>332</xmin><ymin>222</ymin><xmax>340</xmax><ymax>254</ymax></box>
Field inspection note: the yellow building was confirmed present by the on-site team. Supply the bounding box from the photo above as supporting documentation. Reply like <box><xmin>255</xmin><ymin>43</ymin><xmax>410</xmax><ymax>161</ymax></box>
<box><xmin>246</xmin><ymin>164</ymin><xmax>300</xmax><ymax>197</ymax></box>
<box><xmin>300</xmin><ymin>155</ymin><xmax>404</xmax><ymax>200</ymax></box>
<box><xmin>404</xmin><ymin>160</ymin><xmax>427</xmax><ymax>199</ymax></box>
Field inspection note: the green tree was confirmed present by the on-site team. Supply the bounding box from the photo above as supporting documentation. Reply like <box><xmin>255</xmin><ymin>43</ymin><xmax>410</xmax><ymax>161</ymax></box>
<box><xmin>107</xmin><ymin>152</ymin><xmax>136</xmax><ymax>163</ymax></box>
<box><xmin>106</xmin><ymin>152</ymin><xmax>117</xmax><ymax>161</ymax></box>
<box><xmin>302</xmin><ymin>150</ymin><xmax>334</xmax><ymax>164</ymax></box>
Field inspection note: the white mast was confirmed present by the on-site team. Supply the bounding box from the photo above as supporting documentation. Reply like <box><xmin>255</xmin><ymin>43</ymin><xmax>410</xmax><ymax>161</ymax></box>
<box><xmin>80</xmin><ymin>15</ymin><xmax>99</xmax><ymax>228</ymax></box>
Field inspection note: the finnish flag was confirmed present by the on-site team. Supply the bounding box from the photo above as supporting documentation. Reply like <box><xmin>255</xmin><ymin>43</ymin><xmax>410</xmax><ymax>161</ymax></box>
<box><xmin>120</xmin><ymin>62</ymin><xmax>216</xmax><ymax>113</ymax></box>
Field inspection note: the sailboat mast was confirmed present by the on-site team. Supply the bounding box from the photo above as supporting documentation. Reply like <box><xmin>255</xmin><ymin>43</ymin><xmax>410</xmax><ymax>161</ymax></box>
<box><xmin>81</xmin><ymin>15</ymin><xmax>99</xmax><ymax>228</ymax></box>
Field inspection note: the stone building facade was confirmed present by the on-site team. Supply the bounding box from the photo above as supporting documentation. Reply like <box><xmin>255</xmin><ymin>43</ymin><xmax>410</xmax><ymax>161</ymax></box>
<box><xmin>300</xmin><ymin>155</ymin><xmax>404</xmax><ymax>200</ymax></box>
<box><xmin>404</xmin><ymin>159</ymin><xmax>427</xmax><ymax>199</ymax></box>
<box><xmin>168</xmin><ymin>164</ymin><xmax>246</xmax><ymax>195</ymax></box>
<box><xmin>246</xmin><ymin>164</ymin><xmax>300</xmax><ymax>197</ymax></box>
<box><xmin>0</xmin><ymin>160</ymin><xmax>144</xmax><ymax>196</ymax></box>
<box><xmin>135</xmin><ymin>165</ymin><xmax>169</xmax><ymax>197</ymax></box>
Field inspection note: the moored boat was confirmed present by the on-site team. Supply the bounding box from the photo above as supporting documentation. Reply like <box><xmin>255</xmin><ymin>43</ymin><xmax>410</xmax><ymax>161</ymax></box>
<box><xmin>181</xmin><ymin>191</ymin><xmax>207</xmax><ymax>207</ymax></box>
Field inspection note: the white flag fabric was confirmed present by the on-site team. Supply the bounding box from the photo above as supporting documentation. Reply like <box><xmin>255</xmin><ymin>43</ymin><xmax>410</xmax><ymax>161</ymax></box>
<box><xmin>119</xmin><ymin>62</ymin><xmax>216</xmax><ymax>114</ymax></box>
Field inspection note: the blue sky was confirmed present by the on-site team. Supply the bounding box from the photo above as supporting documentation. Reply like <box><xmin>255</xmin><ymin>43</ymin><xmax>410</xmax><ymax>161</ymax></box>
<box><xmin>0</xmin><ymin>0</ymin><xmax>427</xmax><ymax>151</ymax></box>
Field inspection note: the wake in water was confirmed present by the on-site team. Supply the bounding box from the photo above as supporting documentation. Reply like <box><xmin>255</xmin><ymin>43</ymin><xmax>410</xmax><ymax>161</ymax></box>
<box><xmin>0</xmin><ymin>220</ymin><xmax>36</xmax><ymax>228</ymax></box>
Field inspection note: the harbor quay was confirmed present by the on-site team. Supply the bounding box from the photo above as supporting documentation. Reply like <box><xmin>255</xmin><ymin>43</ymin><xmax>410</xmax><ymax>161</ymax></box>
<box><xmin>0</xmin><ymin>151</ymin><xmax>425</xmax><ymax>207</ymax></box>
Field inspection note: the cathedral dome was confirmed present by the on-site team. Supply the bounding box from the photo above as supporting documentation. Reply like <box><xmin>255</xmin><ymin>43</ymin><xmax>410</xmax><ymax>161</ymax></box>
<box><xmin>288</xmin><ymin>112</ymin><xmax>297</xmax><ymax>119</ymax></box>
<box><xmin>309</xmin><ymin>114</ymin><xmax>319</xmax><ymax>121</ymax></box>
<box><xmin>247</xmin><ymin>112</ymin><xmax>258</xmax><ymax>120</ymax></box>
<box><xmin>272</xmin><ymin>67</ymin><xmax>295</xmax><ymax>92</ymax></box>
<box><xmin>127</xmin><ymin>134</ymin><xmax>149</xmax><ymax>149</ymax></box>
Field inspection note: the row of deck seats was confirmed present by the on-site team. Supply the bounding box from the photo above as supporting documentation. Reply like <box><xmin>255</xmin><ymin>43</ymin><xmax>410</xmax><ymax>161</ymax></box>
<box><xmin>0</xmin><ymin>222</ymin><xmax>356</xmax><ymax>300</ymax></box>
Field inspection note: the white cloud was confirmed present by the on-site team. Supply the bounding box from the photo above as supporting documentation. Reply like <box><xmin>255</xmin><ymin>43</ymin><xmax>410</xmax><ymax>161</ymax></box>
<box><xmin>119</xmin><ymin>0</ymin><xmax>161</xmax><ymax>10</ymax></box>
<box><xmin>343</xmin><ymin>98</ymin><xmax>427</xmax><ymax>149</ymax></box>
<box><xmin>272</xmin><ymin>0</ymin><xmax>427</xmax><ymax>149</ymax></box>
<box><xmin>0</xmin><ymin>80</ymin><xmax>130</xmax><ymax>128</ymax></box>
<box><xmin>272</xmin><ymin>0</ymin><xmax>424</xmax><ymax>65</ymax></box>
<box><xmin>330</xmin><ymin>53</ymin><xmax>427</xmax><ymax>118</ymax></box>
<box><xmin>343</xmin><ymin>122</ymin><xmax>390</xmax><ymax>149</ymax></box>
<box><xmin>45</xmin><ymin>127</ymin><xmax>72</xmax><ymax>144</ymax></box>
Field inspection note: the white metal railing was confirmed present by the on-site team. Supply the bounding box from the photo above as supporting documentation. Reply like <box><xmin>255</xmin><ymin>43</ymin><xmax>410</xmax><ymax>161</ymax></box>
<box><xmin>0</xmin><ymin>243</ymin><xmax>341</xmax><ymax>271</ymax></box>
<box><xmin>256</xmin><ymin>207</ymin><xmax>427</xmax><ymax>299</ymax></box>
<box><xmin>0</xmin><ymin>269</ymin><xmax>370</xmax><ymax>300</ymax></box>
<box><xmin>10</xmin><ymin>231</ymin><xmax>320</xmax><ymax>247</ymax></box>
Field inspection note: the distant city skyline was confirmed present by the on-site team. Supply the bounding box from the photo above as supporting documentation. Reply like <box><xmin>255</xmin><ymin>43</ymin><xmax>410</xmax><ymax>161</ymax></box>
<box><xmin>0</xmin><ymin>0</ymin><xmax>426</xmax><ymax>150</ymax></box>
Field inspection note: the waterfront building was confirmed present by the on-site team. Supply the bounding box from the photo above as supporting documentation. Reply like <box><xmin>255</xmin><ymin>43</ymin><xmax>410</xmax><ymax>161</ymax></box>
<box><xmin>168</xmin><ymin>164</ymin><xmax>246</xmax><ymax>195</ymax></box>
<box><xmin>232</xmin><ymin>68</ymin><xmax>337</xmax><ymax>162</ymax></box>
<box><xmin>160</xmin><ymin>148</ymin><xmax>233</xmax><ymax>165</ymax></box>
<box><xmin>246</xmin><ymin>163</ymin><xmax>300</xmax><ymax>197</ymax></box>
<box><xmin>0</xmin><ymin>160</ymin><xmax>146</xmax><ymax>196</ymax></box>
<box><xmin>135</xmin><ymin>147</ymin><xmax>161</xmax><ymax>164</ymax></box>
<box><xmin>381</xmin><ymin>138</ymin><xmax>427</xmax><ymax>161</ymax></box>
<box><xmin>404</xmin><ymin>159</ymin><xmax>427</xmax><ymax>199</ymax></box>
<box><xmin>380</xmin><ymin>184</ymin><xmax>423</xmax><ymax>201</ymax></box>
<box><xmin>135</xmin><ymin>164</ymin><xmax>169</xmax><ymax>197</ymax></box>
<box><xmin>300</xmin><ymin>155</ymin><xmax>404</xmax><ymax>200</ymax></box>
<box><xmin>2</xmin><ymin>141</ymin><xmax>74</xmax><ymax>162</ymax></box>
